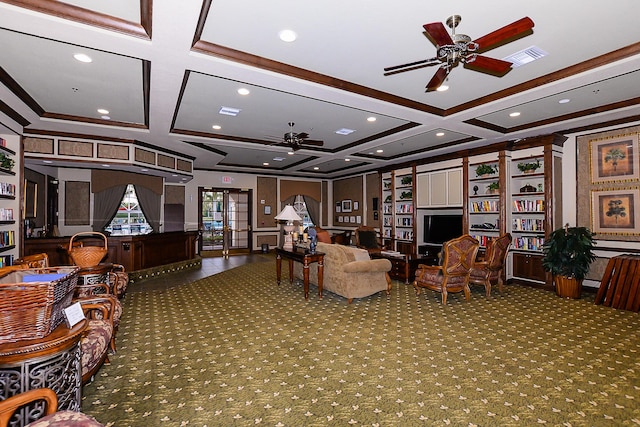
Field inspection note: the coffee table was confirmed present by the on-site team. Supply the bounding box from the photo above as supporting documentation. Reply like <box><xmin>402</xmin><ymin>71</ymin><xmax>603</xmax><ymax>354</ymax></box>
<box><xmin>276</xmin><ymin>247</ymin><xmax>325</xmax><ymax>300</ymax></box>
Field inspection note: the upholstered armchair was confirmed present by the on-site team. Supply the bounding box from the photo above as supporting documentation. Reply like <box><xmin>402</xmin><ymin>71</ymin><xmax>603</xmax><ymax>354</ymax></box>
<box><xmin>0</xmin><ymin>388</ymin><xmax>104</xmax><ymax>426</ymax></box>
<box><xmin>413</xmin><ymin>234</ymin><xmax>480</xmax><ymax>304</ymax></box>
<box><xmin>76</xmin><ymin>297</ymin><xmax>116</xmax><ymax>384</ymax></box>
<box><xmin>469</xmin><ymin>233</ymin><xmax>512</xmax><ymax>297</ymax></box>
<box><xmin>354</xmin><ymin>226</ymin><xmax>383</xmax><ymax>254</ymax></box>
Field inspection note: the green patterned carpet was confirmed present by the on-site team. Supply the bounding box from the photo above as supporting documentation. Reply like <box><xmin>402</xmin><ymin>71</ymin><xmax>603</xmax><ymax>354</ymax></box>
<box><xmin>83</xmin><ymin>261</ymin><xmax>640</xmax><ymax>426</ymax></box>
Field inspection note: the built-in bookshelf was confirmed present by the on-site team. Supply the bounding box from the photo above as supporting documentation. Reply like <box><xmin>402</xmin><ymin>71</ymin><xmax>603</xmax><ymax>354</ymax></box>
<box><xmin>468</xmin><ymin>157</ymin><xmax>501</xmax><ymax>249</ymax></box>
<box><xmin>0</xmin><ymin>135</ymin><xmax>18</xmax><ymax>267</ymax></box>
<box><xmin>379</xmin><ymin>167</ymin><xmax>416</xmax><ymax>254</ymax></box>
<box><xmin>510</xmin><ymin>155</ymin><xmax>546</xmax><ymax>252</ymax></box>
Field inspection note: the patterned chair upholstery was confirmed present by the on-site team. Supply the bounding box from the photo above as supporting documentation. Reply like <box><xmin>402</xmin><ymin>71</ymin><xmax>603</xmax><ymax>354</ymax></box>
<box><xmin>76</xmin><ymin>298</ymin><xmax>115</xmax><ymax>384</ymax></box>
<box><xmin>75</xmin><ymin>278</ymin><xmax>122</xmax><ymax>353</ymax></box>
<box><xmin>0</xmin><ymin>388</ymin><xmax>104</xmax><ymax>427</ymax></box>
<box><xmin>413</xmin><ymin>234</ymin><xmax>480</xmax><ymax>304</ymax></box>
<box><xmin>469</xmin><ymin>233</ymin><xmax>512</xmax><ymax>297</ymax></box>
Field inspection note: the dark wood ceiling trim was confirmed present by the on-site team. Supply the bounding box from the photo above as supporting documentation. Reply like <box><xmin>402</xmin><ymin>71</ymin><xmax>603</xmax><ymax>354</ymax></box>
<box><xmin>170</xmin><ymin>71</ymin><xmax>191</xmax><ymax>132</ymax></box>
<box><xmin>338</xmin><ymin>123</ymin><xmax>421</xmax><ymax>151</ymax></box>
<box><xmin>0</xmin><ymin>0</ymin><xmax>152</xmax><ymax>40</ymax></box>
<box><xmin>465</xmin><ymin>96</ymin><xmax>640</xmax><ymax>134</ymax></box>
<box><xmin>0</xmin><ymin>66</ymin><xmax>44</xmax><ymax>116</ymax></box>
<box><xmin>191</xmin><ymin>40</ymin><xmax>445</xmax><ymax>116</ymax></box>
<box><xmin>0</xmin><ymin>98</ymin><xmax>30</xmax><ymax>127</ymax></box>
<box><xmin>560</xmin><ymin>114</ymin><xmax>640</xmax><ymax>136</ymax></box>
<box><xmin>446</xmin><ymin>42</ymin><xmax>640</xmax><ymax>116</ymax></box>
<box><xmin>39</xmin><ymin>112</ymin><xmax>148</xmax><ymax>129</ymax></box>
<box><xmin>142</xmin><ymin>59</ymin><xmax>151</xmax><ymax>127</ymax></box>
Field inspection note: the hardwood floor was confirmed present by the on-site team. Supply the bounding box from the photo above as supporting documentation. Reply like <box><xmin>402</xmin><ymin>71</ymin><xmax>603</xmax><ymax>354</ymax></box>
<box><xmin>130</xmin><ymin>253</ymin><xmax>273</xmax><ymax>293</ymax></box>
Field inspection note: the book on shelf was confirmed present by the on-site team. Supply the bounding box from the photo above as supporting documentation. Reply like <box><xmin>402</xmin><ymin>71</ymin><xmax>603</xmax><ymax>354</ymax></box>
<box><xmin>512</xmin><ymin>199</ymin><xmax>544</xmax><ymax>212</ymax></box>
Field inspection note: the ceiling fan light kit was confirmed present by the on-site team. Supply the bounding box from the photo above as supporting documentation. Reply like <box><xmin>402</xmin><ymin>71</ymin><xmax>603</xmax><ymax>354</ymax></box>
<box><xmin>277</xmin><ymin>122</ymin><xmax>324</xmax><ymax>151</ymax></box>
<box><xmin>385</xmin><ymin>15</ymin><xmax>535</xmax><ymax>91</ymax></box>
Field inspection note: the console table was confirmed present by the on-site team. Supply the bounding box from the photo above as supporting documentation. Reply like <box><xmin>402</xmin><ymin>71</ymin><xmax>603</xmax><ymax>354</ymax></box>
<box><xmin>275</xmin><ymin>247</ymin><xmax>324</xmax><ymax>300</ymax></box>
<box><xmin>0</xmin><ymin>320</ymin><xmax>87</xmax><ymax>426</ymax></box>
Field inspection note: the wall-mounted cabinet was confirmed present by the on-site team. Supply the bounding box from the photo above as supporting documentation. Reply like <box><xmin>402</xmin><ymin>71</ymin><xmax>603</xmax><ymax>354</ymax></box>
<box><xmin>416</xmin><ymin>168</ymin><xmax>463</xmax><ymax>208</ymax></box>
<box><xmin>0</xmin><ymin>135</ymin><xmax>19</xmax><ymax>266</ymax></box>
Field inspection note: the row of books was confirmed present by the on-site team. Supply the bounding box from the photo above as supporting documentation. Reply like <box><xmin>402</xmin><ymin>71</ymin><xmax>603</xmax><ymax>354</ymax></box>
<box><xmin>0</xmin><ymin>208</ymin><xmax>14</xmax><ymax>221</ymax></box>
<box><xmin>471</xmin><ymin>200</ymin><xmax>499</xmax><ymax>212</ymax></box>
<box><xmin>0</xmin><ymin>182</ymin><xmax>15</xmax><ymax>196</ymax></box>
<box><xmin>395</xmin><ymin>203</ymin><xmax>413</xmax><ymax>213</ymax></box>
<box><xmin>0</xmin><ymin>254</ymin><xmax>13</xmax><ymax>268</ymax></box>
<box><xmin>512</xmin><ymin>218</ymin><xmax>544</xmax><ymax>232</ymax></box>
<box><xmin>0</xmin><ymin>230</ymin><xmax>15</xmax><ymax>247</ymax></box>
<box><xmin>0</xmin><ymin>137</ymin><xmax>6</xmax><ymax>148</ymax></box>
<box><xmin>513</xmin><ymin>199</ymin><xmax>544</xmax><ymax>212</ymax></box>
<box><xmin>470</xmin><ymin>234</ymin><xmax>495</xmax><ymax>248</ymax></box>
<box><xmin>513</xmin><ymin>236</ymin><xmax>545</xmax><ymax>251</ymax></box>
<box><xmin>395</xmin><ymin>230</ymin><xmax>414</xmax><ymax>240</ymax></box>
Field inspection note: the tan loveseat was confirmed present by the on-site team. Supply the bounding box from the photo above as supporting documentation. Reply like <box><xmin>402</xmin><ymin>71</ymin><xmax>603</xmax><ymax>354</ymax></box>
<box><xmin>294</xmin><ymin>242</ymin><xmax>392</xmax><ymax>303</ymax></box>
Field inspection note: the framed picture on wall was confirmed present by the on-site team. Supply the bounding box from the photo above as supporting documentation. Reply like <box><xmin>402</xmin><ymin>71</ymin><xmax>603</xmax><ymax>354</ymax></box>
<box><xmin>335</xmin><ymin>202</ymin><xmax>341</xmax><ymax>213</ymax></box>
<box><xmin>353</xmin><ymin>201</ymin><xmax>359</xmax><ymax>211</ymax></box>
<box><xmin>590</xmin><ymin>134</ymin><xmax>639</xmax><ymax>183</ymax></box>
<box><xmin>341</xmin><ymin>199</ymin><xmax>352</xmax><ymax>213</ymax></box>
<box><xmin>591</xmin><ymin>187</ymin><xmax>640</xmax><ymax>235</ymax></box>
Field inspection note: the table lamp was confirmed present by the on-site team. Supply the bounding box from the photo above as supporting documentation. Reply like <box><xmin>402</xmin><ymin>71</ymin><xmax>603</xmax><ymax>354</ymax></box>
<box><xmin>275</xmin><ymin>205</ymin><xmax>302</xmax><ymax>250</ymax></box>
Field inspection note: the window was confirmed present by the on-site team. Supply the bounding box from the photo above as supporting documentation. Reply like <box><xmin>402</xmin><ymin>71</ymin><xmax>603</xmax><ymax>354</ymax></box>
<box><xmin>105</xmin><ymin>184</ymin><xmax>152</xmax><ymax>235</ymax></box>
<box><xmin>293</xmin><ymin>195</ymin><xmax>314</xmax><ymax>229</ymax></box>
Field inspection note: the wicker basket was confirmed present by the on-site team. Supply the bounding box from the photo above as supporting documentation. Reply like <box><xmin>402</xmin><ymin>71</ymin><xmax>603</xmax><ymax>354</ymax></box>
<box><xmin>0</xmin><ymin>267</ymin><xmax>79</xmax><ymax>343</ymax></box>
<box><xmin>68</xmin><ymin>232</ymin><xmax>108</xmax><ymax>268</ymax></box>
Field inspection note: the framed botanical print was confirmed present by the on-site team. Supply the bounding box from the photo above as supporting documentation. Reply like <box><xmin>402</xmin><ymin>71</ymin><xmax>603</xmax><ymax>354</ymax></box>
<box><xmin>341</xmin><ymin>199</ymin><xmax>352</xmax><ymax>213</ymax></box>
<box><xmin>590</xmin><ymin>134</ymin><xmax>639</xmax><ymax>183</ymax></box>
<box><xmin>591</xmin><ymin>187</ymin><xmax>640</xmax><ymax>235</ymax></box>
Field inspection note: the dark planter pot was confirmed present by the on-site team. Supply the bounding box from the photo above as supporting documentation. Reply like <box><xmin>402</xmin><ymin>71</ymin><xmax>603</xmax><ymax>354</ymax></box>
<box><xmin>554</xmin><ymin>275</ymin><xmax>582</xmax><ymax>299</ymax></box>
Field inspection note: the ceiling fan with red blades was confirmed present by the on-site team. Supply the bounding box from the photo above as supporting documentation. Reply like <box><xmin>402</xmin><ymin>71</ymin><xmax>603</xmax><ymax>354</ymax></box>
<box><xmin>281</xmin><ymin>122</ymin><xmax>324</xmax><ymax>151</ymax></box>
<box><xmin>384</xmin><ymin>15</ymin><xmax>534</xmax><ymax>91</ymax></box>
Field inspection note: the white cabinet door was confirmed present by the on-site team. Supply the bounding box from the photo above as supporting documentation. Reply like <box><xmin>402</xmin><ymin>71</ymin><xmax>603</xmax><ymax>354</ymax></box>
<box><xmin>416</xmin><ymin>168</ymin><xmax>462</xmax><ymax>207</ymax></box>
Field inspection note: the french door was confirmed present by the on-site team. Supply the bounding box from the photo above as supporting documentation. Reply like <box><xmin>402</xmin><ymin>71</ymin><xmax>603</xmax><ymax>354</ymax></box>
<box><xmin>199</xmin><ymin>188</ymin><xmax>252</xmax><ymax>256</ymax></box>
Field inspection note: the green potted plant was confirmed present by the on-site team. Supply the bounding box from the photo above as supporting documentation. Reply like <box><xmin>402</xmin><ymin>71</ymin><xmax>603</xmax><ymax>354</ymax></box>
<box><xmin>542</xmin><ymin>224</ymin><xmax>596</xmax><ymax>299</ymax></box>
<box><xmin>0</xmin><ymin>152</ymin><xmax>14</xmax><ymax>171</ymax></box>
<box><xmin>486</xmin><ymin>181</ymin><xmax>499</xmax><ymax>194</ymax></box>
<box><xmin>517</xmin><ymin>159</ymin><xmax>540</xmax><ymax>174</ymax></box>
<box><xmin>475</xmin><ymin>164</ymin><xmax>496</xmax><ymax>177</ymax></box>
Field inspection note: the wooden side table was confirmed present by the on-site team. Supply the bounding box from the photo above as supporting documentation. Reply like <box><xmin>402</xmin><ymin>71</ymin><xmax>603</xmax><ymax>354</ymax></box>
<box><xmin>275</xmin><ymin>247</ymin><xmax>325</xmax><ymax>300</ymax></box>
<box><xmin>0</xmin><ymin>320</ymin><xmax>87</xmax><ymax>426</ymax></box>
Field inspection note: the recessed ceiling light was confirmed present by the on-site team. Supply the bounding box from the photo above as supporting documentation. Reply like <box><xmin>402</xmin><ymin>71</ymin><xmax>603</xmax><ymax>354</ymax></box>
<box><xmin>73</xmin><ymin>53</ymin><xmax>92</xmax><ymax>63</ymax></box>
<box><xmin>273</xmin><ymin>157</ymin><xmax>285</xmax><ymax>162</ymax></box>
<box><xmin>509</xmin><ymin>112</ymin><xmax>521</xmax><ymax>117</ymax></box>
<box><xmin>212</xmin><ymin>125</ymin><xmax>221</xmax><ymax>130</ymax></box>
<box><xmin>336</xmin><ymin>128</ymin><xmax>355</xmax><ymax>135</ymax></box>
<box><xmin>101</xmin><ymin>115</ymin><xmax>110</xmax><ymax>120</ymax></box>
<box><xmin>367</xmin><ymin>117</ymin><xmax>376</xmax><ymax>122</ymax></box>
<box><xmin>558</xmin><ymin>98</ymin><xmax>571</xmax><ymax>104</ymax></box>
<box><xmin>237</xmin><ymin>88</ymin><xmax>250</xmax><ymax>95</ymax></box>
<box><xmin>313</xmin><ymin>167</ymin><xmax>319</xmax><ymax>170</ymax></box>
<box><xmin>345</xmin><ymin>158</ymin><xmax>351</xmax><ymax>162</ymax></box>
<box><xmin>436</xmin><ymin>132</ymin><xmax>445</xmax><ymax>136</ymax></box>
<box><xmin>436</xmin><ymin>85</ymin><xmax>449</xmax><ymax>92</ymax></box>
<box><xmin>279</xmin><ymin>29</ymin><xmax>297</xmax><ymax>42</ymax></box>
<box><xmin>263</xmin><ymin>162</ymin><xmax>269</xmax><ymax>166</ymax></box>
<box><xmin>42</xmin><ymin>160</ymin><xmax>53</xmax><ymax>164</ymax></box>
<box><xmin>141</xmin><ymin>169</ymin><xmax>148</xmax><ymax>172</ymax></box>
<box><xmin>102</xmin><ymin>164</ymin><xmax>110</xmax><ymax>167</ymax></box>
<box><xmin>219</xmin><ymin>106</ymin><xmax>241</xmax><ymax>116</ymax></box>
<box><xmin>288</xmin><ymin>151</ymin><xmax>295</xmax><ymax>155</ymax></box>
<box><xmin>376</xmin><ymin>149</ymin><xmax>384</xmax><ymax>153</ymax></box>
<box><xmin>97</xmin><ymin>108</ymin><xmax>109</xmax><ymax>115</ymax></box>
<box><xmin>171</xmin><ymin>174</ymin><xmax>178</xmax><ymax>177</ymax></box>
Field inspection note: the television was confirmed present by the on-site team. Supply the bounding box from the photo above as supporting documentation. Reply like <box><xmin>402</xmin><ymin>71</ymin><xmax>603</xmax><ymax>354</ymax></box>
<box><xmin>423</xmin><ymin>214</ymin><xmax>463</xmax><ymax>245</ymax></box>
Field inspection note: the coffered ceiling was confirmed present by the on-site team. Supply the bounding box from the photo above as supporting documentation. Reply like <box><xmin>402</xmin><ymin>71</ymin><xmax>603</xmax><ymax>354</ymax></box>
<box><xmin>0</xmin><ymin>0</ymin><xmax>639</xmax><ymax>178</ymax></box>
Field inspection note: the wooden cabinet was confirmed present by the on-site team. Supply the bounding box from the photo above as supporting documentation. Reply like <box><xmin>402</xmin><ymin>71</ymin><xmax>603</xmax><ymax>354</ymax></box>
<box><xmin>0</xmin><ymin>136</ymin><xmax>18</xmax><ymax>266</ymax></box>
<box><xmin>416</xmin><ymin>168</ymin><xmax>463</xmax><ymax>208</ymax></box>
<box><xmin>512</xmin><ymin>252</ymin><xmax>547</xmax><ymax>284</ymax></box>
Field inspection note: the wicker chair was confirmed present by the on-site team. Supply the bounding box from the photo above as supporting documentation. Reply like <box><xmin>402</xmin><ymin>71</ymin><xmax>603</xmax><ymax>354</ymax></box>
<box><xmin>0</xmin><ymin>388</ymin><xmax>104</xmax><ymax>427</ymax></box>
<box><xmin>13</xmin><ymin>253</ymin><xmax>50</xmax><ymax>268</ymax></box>
<box><xmin>413</xmin><ymin>234</ymin><xmax>480</xmax><ymax>304</ymax></box>
<box><xmin>469</xmin><ymin>233</ymin><xmax>512</xmax><ymax>297</ymax></box>
<box><xmin>76</xmin><ymin>296</ymin><xmax>115</xmax><ymax>384</ymax></box>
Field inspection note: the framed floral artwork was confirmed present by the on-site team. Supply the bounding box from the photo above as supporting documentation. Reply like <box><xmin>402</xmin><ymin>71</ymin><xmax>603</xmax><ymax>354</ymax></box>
<box><xmin>590</xmin><ymin>134</ymin><xmax>639</xmax><ymax>183</ymax></box>
<box><xmin>591</xmin><ymin>187</ymin><xmax>640</xmax><ymax>235</ymax></box>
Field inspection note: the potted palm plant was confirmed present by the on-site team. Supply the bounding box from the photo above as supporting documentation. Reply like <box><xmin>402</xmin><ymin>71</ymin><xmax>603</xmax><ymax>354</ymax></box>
<box><xmin>542</xmin><ymin>224</ymin><xmax>596</xmax><ymax>298</ymax></box>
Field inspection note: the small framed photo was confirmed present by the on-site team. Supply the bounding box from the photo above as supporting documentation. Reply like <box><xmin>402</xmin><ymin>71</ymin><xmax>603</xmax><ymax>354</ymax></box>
<box><xmin>335</xmin><ymin>202</ymin><xmax>341</xmax><ymax>213</ymax></box>
<box><xmin>353</xmin><ymin>201</ymin><xmax>359</xmax><ymax>211</ymax></box>
<box><xmin>338</xmin><ymin>215</ymin><xmax>344</xmax><ymax>223</ymax></box>
<box><xmin>591</xmin><ymin>187</ymin><xmax>640</xmax><ymax>235</ymax></box>
<box><xmin>350</xmin><ymin>216</ymin><xmax>356</xmax><ymax>223</ymax></box>
<box><xmin>342</xmin><ymin>200</ymin><xmax>352</xmax><ymax>213</ymax></box>
<box><xmin>264</xmin><ymin>205</ymin><xmax>271</xmax><ymax>215</ymax></box>
<box><xmin>590</xmin><ymin>134</ymin><xmax>639</xmax><ymax>183</ymax></box>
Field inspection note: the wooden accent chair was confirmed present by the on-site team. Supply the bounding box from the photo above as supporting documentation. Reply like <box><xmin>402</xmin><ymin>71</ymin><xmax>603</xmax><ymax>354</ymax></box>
<box><xmin>0</xmin><ymin>388</ymin><xmax>104</xmax><ymax>426</ymax></box>
<box><xmin>469</xmin><ymin>233</ymin><xmax>512</xmax><ymax>297</ymax></box>
<box><xmin>13</xmin><ymin>253</ymin><xmax>50</xmax><ymax>268</ymax></box>
<box><xmin>354</xmin><ymin>226</ymin><xmax>383</xmax><ymax>254</ymax></box>
<box><xmin>413</xmin><ymin>234</ymin><xmax>480</xmax><ymax>304</ymax></box>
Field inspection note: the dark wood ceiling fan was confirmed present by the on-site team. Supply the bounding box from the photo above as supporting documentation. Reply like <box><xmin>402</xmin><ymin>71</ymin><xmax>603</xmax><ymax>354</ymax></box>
<box><xmin>384</xmin><ymin>15</ymin><xmax>535</xmax><ymax>91</ymax></box>
<box><xmin>279</xmin><ymin>122</ymin><xmax>324</xmax><ymax>151</ymax></box>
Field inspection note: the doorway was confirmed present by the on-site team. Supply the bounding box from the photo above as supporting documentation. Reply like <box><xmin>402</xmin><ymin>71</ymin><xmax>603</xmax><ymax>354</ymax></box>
<box><xmin>199</xmin><ymin>188</ymin><xmax>252</xmax><ymax>256</ymax></box>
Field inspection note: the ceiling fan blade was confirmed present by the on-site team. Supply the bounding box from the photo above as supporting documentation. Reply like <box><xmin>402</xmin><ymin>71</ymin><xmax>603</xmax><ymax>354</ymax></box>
<box><xmin>426</xmin><ymin>66</ymin><xmax>449</xmax><ymax>91</ymax></box>
<box><xmin>296</xmin><ymin>132</ymin><xmax>310</xmax><ymax>139</ymax></box>
<box><xmin>472</xmin><ymin>17</ymin><xmax>534</xmax><ymax>53</ymax></box>
<box><xmin>301</xmin><ymin>140</ymin><xmax>324</xmax><ymax>146</ymax></box>
<box><xmin>465</xmin><ymin>55</ymin><xmax>513</xmax><ymax>76</ymax></box>
<box><xmin>423</xmin><ymin>22</ymin><xmax>453</xmax><ymax>47</ymax></box>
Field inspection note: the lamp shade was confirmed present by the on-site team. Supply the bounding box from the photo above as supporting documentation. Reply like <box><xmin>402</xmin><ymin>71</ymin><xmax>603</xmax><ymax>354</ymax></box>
<box><xmin>274</xmin><ymin>205</ymin><xmax>302</xmax><ymax>222</ymax></box>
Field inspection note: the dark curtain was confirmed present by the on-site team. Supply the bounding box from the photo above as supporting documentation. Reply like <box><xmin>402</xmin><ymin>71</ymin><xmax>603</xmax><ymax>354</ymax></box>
<box><xmin>92</xmin><ymin>185</ymin><xmax>127</xmax><ymax>232</ymax></box>
<box><xmin>303</xmin><ymin>195</ymin><xmax>320</xmax><ymax>226</ymax></box>
<box><xmin>134</xmin><ymin>184</ymin><xmax>161</xmax><ymax>233</ymax></box>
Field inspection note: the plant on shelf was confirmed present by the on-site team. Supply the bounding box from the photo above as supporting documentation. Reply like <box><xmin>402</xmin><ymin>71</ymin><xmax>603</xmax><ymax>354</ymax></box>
<box><xmin>0</xmin><ymin>153</ymin><xmax>14</xmax><ymax>171</ymax></box>
<box><xmin>399</xmin><ymin>190</ymin><xmax>412</xmax><ymax>200</ymax></box>
<box><xmin>384</xmin><ymin>195</ymin><xmax>392</xmax><ymax>203</ymax></box>
<box><xmin>517</xmin><ymin>159</ymin><xmax>541</xmax><ymax>173</ymax></box>
<box><xmin>486</xmin><ymin>181</ymin><xmax>499</xmax><ymax>194</ymax></box>
<box><xmin>475</xmin><ymin>164</ymin><xmax>496</xmax><ymax>177</ymax></box>
<box><xmin>542</xmin><ymin>224</ymin><xmax>596</xmax><ymax>299</ymax></box>
<box><xmin>400</xmin><ymin>176</ymin><xmax>412</xmax><ymax>186</ymax></box>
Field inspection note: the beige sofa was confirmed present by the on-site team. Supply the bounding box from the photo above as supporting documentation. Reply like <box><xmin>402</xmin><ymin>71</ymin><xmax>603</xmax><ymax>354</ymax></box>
<box><xmin>294</xmin><ymin>242</ymin><xmax>392</xmax><ymax>303</ymax></box>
